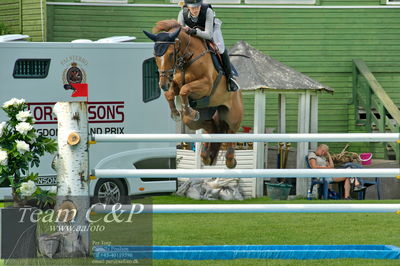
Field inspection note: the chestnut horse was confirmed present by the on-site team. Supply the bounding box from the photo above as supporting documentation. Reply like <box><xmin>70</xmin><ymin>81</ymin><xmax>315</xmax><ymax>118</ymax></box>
<box><xmin>144</xmin><ymin>20</ymin><xmax>243</xmax><ymax>168</ymax></box>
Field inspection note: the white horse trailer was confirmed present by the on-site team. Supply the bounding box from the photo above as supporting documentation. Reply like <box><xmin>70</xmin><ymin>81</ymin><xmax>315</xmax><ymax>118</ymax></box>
<box><xmin>0</xmin><ymin>36</ymin><xmax>177</xmax><ymax>203</ymax></box>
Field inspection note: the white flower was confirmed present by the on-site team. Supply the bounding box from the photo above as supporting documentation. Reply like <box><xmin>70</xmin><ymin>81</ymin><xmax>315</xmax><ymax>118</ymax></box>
<box><xmin>16</xmin><ymin>111</ymin><xmax>31</xmax><ymax>122</ymax></box>
<box><xmin>16</xmin><ymin>98</ymin><xmax>25</xmax><ymax>105</ymax></box>
<box><xmin>0</xmin><ymin>150</ymin><xmax>7</xmax><ymax>166</ymax></box>
<box><xmin>0</xmin><ymin>122</ymin><xmax>5</xmax><ymax>137</ymax></box>
<box><xmin>3</xmin><ymin>98</ymin><xmax>25</xmax><ymax>108</ymax></box>
<box><xmin>16</xmin><ymin>140</ymin><xmax>30</xmax><ymax>153</ymax></box>
<box><xmin>20</xmin><ymin>180</ymin><xmax>37</xmax><ymax>197</ymax></box>
<box><xmin>3</xmin><ymin>98</ymin><xmax>18</xmax><ymax>108</ymax></box>
<box><xmin>15</xmin><ymin>122</ymin><xmax>33</xmax><ymax>135</ymax></box>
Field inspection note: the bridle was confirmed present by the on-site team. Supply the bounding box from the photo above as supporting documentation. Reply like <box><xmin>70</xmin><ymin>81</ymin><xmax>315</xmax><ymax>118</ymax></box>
<box><xmin>155</xmin><ymin>41</ymin><xmax>177</xmax><ymax>86</ymax></box>
<box><xmin>155</xmin><ymin>32</ymin><xmax>211</xmax><ymax>91</ymax></box>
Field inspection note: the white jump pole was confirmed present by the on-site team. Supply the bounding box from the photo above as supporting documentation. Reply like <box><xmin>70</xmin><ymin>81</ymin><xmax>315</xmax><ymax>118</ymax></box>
<box><xmin>91</xmin><ymin>204</ymin><xmax>400</xmax><ymax>214</ymax></box>
<box><xmin>92</xmin><ymin>168</ymin><xmax>399</xmax><ymax>179</ymax></box>
<box><xmin>92</xmin><ymin>133</ymin><xmax>399</xmax><ymax>143</ymax></box>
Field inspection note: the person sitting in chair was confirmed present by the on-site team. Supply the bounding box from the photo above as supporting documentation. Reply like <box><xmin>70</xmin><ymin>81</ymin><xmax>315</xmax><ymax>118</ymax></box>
<box><xmin>308</xmin><ymin>144</ymin><xmax>366</xmax><ymax>200</ymax></box>
<box><xmin>177</xmin><ymin>0</ymin><xmax>240</xmax><ymax>92</ymax></box>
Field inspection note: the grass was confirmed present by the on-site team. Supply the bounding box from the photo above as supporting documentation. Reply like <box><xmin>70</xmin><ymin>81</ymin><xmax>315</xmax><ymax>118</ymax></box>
<box><xmin>2</xmin><ymin>196</ymin><xmax>400</xmax><ymax>265</ymax></box>
<box><xmin>151</xmin><ymin>196</ymin><xmax>400</xmax><ymax>265</ymax></box>
<box><xmin>150</xmin><ymin>195</ymin><xmax>400</xmax><ymax>204</ymax></box>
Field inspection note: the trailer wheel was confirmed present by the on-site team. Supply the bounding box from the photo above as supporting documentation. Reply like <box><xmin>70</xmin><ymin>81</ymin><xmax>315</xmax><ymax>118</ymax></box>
<box><xmin>93</xmin><ymin>179</ymin><xmax>129</xmax><ymax>204</ymax></box>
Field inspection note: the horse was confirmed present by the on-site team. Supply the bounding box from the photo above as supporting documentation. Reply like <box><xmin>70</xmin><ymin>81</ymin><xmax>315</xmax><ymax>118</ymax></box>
<box><xmin>143</xmin><ymin>20</ymin><xmax>243</xmax><ymax>168</ymax></box>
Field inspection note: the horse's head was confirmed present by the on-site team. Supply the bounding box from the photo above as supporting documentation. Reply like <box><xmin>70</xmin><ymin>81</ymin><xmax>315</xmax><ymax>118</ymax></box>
<box><xmin>143</xmin><ymin>27</ymin><xmax>181</xmax><ymax>92</ymax></box>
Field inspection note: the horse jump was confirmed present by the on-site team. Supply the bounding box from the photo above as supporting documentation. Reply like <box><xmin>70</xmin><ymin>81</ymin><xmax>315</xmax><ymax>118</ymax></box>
<box><xmin>144</xmin><ymin>20</ymin><xmax>243</xmax><ymax>169</ymax></box>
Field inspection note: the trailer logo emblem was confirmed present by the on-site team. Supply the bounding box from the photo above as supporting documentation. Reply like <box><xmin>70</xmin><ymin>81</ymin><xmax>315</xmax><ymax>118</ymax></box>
<box><xmin>67</xmin><ymin>62</ymin><xmax>85</xmax><ymax>84</ymax></box>
<box><xmin>62</xmin><ymin>59</ymin><xmax>88</xmax><ymax>97</ymax></box>
<box><xmin>62</xmin><ymin>62</ymin><xmax>87</xmax><ymax>84</ymax></box>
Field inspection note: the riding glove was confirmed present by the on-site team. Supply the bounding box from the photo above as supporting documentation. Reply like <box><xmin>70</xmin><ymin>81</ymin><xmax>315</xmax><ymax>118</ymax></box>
<box><xmin>185</xmin><ymin>28</ymin><xmax>197</xmax><ymax>36</ymax></box>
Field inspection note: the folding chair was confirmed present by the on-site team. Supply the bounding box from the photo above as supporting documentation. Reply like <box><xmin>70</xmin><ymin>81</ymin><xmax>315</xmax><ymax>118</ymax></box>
<box><xmin>338</xmin><ymin>162</ymin><xmax>380</xmax><ymax>200</ymax></box>
<box><xmin>306</xmin><ymin>155</ymin><xmax>344</xmax><ymax>200</ymax></box>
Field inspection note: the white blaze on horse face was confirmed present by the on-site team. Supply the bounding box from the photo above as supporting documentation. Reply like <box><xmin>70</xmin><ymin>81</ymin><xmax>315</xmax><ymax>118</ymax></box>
<box><xmin>156</xmin><ymin>54</ymin><xmax>170</xmax><ymax>90</ymax></box>
<box><xmin>157</xmin><ymin>47</ymin><xmax>175</xmax><ymax>91</ymax></box>
<box><xmin>159</xmin><ymin>53</ymin><xmax>166</xmax><ymax>68</ymax></box>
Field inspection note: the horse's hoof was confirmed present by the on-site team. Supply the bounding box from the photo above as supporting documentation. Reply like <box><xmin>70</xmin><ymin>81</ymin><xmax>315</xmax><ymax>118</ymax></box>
<box><xmin>171</xmin><ymin>111</ymin><xmax>181</xmax><ymax>121</ymax></box>
<box><xmin>202</xmin><ymin>156</ymin><xmax>212</xmax><ymax>166</ymax></box>
<box><xmin>191</xmin><ymin>110</ymin><xmax>200</xmax><ymax>121</ymax></box>
<box><xmin>226</xmin><ymin>158</ymin><xmax>237</xmax><ymax>169</ymax></box>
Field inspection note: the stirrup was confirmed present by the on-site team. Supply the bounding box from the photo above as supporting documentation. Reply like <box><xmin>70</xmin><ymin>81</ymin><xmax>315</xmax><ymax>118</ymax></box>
<box><xmin>228</xmin><ymin>77</ymin><xmax>240</xmax><ymax>92</ymax></box>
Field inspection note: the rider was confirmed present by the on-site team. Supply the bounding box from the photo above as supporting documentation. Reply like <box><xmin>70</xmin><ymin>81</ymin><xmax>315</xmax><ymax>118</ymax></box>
<box><xmin>177</xmin><ymin>0</ymin><xmax>240</xmax><ymax>92</ymax></box>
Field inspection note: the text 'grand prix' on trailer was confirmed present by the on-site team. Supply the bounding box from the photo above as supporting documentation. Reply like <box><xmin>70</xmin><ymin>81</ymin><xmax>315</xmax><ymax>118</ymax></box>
<box><xmin>0</xmin><ymin>34</ymin><xmax>177</xmax><ymax>204</ymax></box>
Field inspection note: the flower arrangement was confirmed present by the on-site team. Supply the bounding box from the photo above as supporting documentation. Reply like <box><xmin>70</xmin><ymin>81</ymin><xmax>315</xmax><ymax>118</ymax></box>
<box><xmin>0</xmin><ymin>98</ymin><xmax>57</xmax><ymax>207</ymax></box>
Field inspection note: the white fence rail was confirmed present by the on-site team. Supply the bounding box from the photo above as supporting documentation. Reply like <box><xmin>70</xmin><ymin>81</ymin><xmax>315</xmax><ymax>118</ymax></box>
<box><xmin>92</xmin><ymin>133</ymin><xmax>399</xmax><ymax>143</ymax></box>
<box><xmin>91</xmin><ymin>204</ymin><xmax>400</xmax><ymax>214</ymax></box>
<box><xmin>92</xmin><ymin>168</ymin><xmax>400</xmax><ymax>179</ymax></box>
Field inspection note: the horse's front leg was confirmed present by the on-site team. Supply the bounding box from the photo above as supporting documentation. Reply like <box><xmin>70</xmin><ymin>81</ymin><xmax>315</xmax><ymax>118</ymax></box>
<box><xmin>164</xmin><ymin>83</ymin><xmax>180</xmax><ymax>121</ymax></box>
<box><xmin>179</xmin><ymin>80</ymin><xmax>209</xmax><ymax>122</ymax></box>
<box><xmin>180</xmin><ymin>92</ymin><xmax>200</xmax><ymax>122</ymax></box>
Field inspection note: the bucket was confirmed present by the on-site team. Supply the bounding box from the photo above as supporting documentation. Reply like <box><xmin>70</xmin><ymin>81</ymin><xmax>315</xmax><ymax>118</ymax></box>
<box><xmin>242</xmin><ymin>126</ymin><xmax>252</xmax><ymax>133</ymax></box>
<box><xmin>359</xmin><ymin>153</ymin><xmax>373</xmax><ymax>165</ymax></box>
<box><xmin>266</xmin><ymin>183</ymin><xmax>292</xmax><ymax>200</ymax></box>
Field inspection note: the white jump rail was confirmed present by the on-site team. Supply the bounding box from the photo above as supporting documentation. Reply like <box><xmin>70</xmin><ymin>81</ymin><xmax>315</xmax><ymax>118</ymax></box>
<box><xmin>91</xmin><ymin>133</ymin><xmax>400</xmax><ymax>143</ymax></box>
<box><xmin>90</xmin><ymin>132</ymin><xmax>399</xmax><ymax>179</ymax></box>
<box><xmin>91</xmin><ymin>204</ymin><xmax>400</xmax><ymax>214</ymax></box>
<box><xmin>92</xmin><ymin>168</ymin><xmax>400</xmax><ymax>179</ymax></box>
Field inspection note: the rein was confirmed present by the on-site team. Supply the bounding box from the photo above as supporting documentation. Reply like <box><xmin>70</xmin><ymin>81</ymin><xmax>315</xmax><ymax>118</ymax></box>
<box><xmin>175</xmin><ymin>37</ymin><xmax>213</xmax><ymax>86</ymax></box>
<box><xmin>155</xmin><ymin>41</ymin><xmax>176</xmax><ymax>86</ymax></box>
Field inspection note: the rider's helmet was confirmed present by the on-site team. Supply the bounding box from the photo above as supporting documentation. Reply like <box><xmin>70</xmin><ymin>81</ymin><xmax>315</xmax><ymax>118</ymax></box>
<box><xmin>185</xmin><ymin>0</ymin><xmax>202</xmax><ymax>7</ymax></box>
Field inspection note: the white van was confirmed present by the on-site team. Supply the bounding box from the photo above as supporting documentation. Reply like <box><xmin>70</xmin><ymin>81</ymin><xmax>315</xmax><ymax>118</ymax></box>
<box><xmin>0</xmin><ymin>36</ymin><xmax>177</xmax><ymax>203</ymax></box>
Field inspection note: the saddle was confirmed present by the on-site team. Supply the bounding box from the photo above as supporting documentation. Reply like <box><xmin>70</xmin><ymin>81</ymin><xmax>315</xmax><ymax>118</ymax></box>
<box><xmin>207</xmin><ymin>41</ymin><xmax>224</xmax><ymax>74</ymax></box>
<box><xmin>206</xmin><ymin>41</ymin><xmax>238</xmax><ymax>77</ymax></box>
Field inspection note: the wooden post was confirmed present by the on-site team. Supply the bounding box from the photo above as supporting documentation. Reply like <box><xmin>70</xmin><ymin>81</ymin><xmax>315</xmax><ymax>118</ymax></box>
<box><xmin>296</xmin><ymin>92</ymin><xmax>311</xmax><ymax>197</ymax></box>
<box><xmin>195</xmin><ymin>129</ymin><xmax>202</xmax><ymax>169</ymax></box>
<box><xmin>278</xmin><ymin>94</ymin><xmax>286</xmax><ymax>134</ymax></box>
<box><xmin>253</xmin><ymin>90</ymin><xmax>266</xmax><ymax>197</ymax></box>
<box><xmin>52</xmin><ymin>101</ymin><xmax>90</xmax><ymax>257</ymax></box>
<box><xmin>365</xmin><ymin>85</ymin><xmax>372</xmax><ymax>132</ymax></box>
<box><xmin>310</xmin><ymin>93</ymin><xmax>319</xmax><ymax>151</ymax></box>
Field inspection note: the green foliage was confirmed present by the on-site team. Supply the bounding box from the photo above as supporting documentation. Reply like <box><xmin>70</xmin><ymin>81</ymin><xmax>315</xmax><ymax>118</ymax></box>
<box><xmin>0</xmin><ymin>22</ymin><xmax>11</xmax><ymax>35</ymax></box>
<box><xmin>32</xmin><ymin>188</ymin><xmax>57</xmax><ymax>209</ymax></box>
<box><xmin>0</xmin><ymin>98</ymin><xmax>58</xmax><ymax>206</ymax></box>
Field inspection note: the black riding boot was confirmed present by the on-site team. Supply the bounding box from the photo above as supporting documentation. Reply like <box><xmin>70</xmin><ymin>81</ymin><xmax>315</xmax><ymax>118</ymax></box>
<box><xmin>221</xmin><ymin>50</ymin><xmax>240</xmax><ymax>92</ymax></box>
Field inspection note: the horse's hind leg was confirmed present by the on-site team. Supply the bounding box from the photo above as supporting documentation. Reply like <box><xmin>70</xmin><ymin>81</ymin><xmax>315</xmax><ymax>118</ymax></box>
<box><xmin>225</xmin><ymin>130</ymin><xmax>237</xmax><ymax>169</ymax></box>
<box><xmin>201</xmin><ymin>142</ymin><xmax>212</xmax><ymax>165</ymax></box>
<box><xmin>217</xmin><ymin>94</ymin><xmax>243</xmax><ymax>169</ymax></box>
<box><xmin>199</xmin><ymin>120</ymin><xmax>217</xmax><ymax>166</ymax></box>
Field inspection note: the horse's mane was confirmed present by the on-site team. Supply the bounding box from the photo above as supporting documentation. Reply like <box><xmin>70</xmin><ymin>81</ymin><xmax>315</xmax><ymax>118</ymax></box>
<box><xmin>153</xmin><ymin>20</ymin><xmax>181</xmax><ymax>33</ymax></box>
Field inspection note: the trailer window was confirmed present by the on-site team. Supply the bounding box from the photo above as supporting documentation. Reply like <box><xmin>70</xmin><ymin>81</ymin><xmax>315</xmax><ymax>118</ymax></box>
<box><xmin>13</xmin><ymin>59</ymin><xmax>51</xmax><ymax>79</ymax></box>
<box><xmin>134</xmin><ymin>157</ymin><xmax>177</xmax><ymax>182</ymax></box>
<box><xmin>142</xmin><ymin>57</ymin><xmax>160</xmax><ymax>103</ymax></box>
